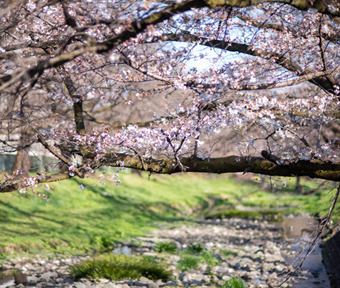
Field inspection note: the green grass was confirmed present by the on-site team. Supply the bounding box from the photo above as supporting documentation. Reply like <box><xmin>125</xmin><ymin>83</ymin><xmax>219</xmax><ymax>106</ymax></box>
<box><xmin>220</xmin><ymin>277</ymin><xmax>248</xmax><ymax>288</ymax></box>
<box><xmin>69</xmin><ymin>254</ymin><xmax>172</xmax><ymax>281</ymax></box>
<box><xmin>177</xmin><ymin>255</ymin><xmax>201</xmax><ymax>271</ymax></box>
<box><xmin>220</xmin><ymin>250</ymin><xmax>238</xmax><ymax>258</ymax></box>
<box><xmin>175</xmin><ymin>246</ymin><xmax>219</xmax><ymax>271</ymax></box>
<box><xmin>0</xmin><ymin>171</ymin><xmax>338</xmax><ymax>261</ymax></box>
<box><xmin>200</xmin><ymin>250</ymin><xmax>220</xmax><ymax>267</ymax></box>
<box><xmin>187</xmin><ymin>243</ymin><xmax>204</xmax><ymax>254</ymax></box>
<box><xmin>154</xmin><ymin>242</ymin><xmax>177</xmax><ymax>253</ymax></box>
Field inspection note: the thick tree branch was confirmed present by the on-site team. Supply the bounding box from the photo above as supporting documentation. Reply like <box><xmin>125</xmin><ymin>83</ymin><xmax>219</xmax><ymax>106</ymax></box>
<box><xmin>91</xmin><ymin>153</ymin><xmax>340</xmax><ymax>181</ymax></box>
<box><xmin>2</xmin><ymin>151</ymin><xmax>340</xmax><ymax>193</ymax></box>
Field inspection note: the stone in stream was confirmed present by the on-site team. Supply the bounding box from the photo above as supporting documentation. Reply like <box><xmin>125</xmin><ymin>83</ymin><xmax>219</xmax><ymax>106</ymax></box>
<box><xmin>13</xmin><ymin>272</ymin><xmax>27</xmax><ymax>284</ymax></box>
<box><xmin>40</xmin><ymin>271</ymin><xmax>58</xmax><ymax>282</ymax></box>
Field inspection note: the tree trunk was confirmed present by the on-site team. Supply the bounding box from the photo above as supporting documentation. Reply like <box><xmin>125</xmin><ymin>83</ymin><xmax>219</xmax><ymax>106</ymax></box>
<box><xmin>296</xmin><ymin>176</ymin><xmax>304</xmax><ymax>193</ymax></box>
<box><xmin>12</xmin><ymin>149</ymin><xmax>30</xmax><ymax>178</ymax></box>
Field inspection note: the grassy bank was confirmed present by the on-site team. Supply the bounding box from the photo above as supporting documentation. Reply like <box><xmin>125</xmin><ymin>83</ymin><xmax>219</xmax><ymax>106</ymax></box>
<box><xmin>0</xmin><ymin>171</ymin><xmax>337</xmax><ymax>261</ymax></box>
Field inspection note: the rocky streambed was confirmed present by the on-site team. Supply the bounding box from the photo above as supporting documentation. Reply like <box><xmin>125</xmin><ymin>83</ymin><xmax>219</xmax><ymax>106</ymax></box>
<box><xmin>0</xmin><ymin>217</ymin><xmax>330</xmax><ymax>288</ymax></box>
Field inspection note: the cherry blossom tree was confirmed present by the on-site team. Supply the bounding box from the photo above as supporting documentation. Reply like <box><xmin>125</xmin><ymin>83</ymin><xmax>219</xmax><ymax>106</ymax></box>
<box><xmin>1</xmin><ymin>0</ymin><xmax>340</xmax><ymax>193</ymax></box>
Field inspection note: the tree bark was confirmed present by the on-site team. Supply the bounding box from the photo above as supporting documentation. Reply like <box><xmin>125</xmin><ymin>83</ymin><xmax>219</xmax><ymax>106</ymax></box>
<box><xmin>11</xmin><ymin>148</ymin><xmax>30</xmax><ymax>178</ymax></box>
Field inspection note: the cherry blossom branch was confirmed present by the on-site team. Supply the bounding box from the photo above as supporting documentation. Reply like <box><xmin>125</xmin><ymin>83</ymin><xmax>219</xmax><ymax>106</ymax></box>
<box><xmin>121</xmin><ymin>37</ymin><xmax>335</xmax><ymax>94</ymax></box>
<box><xmin>0</xmin><ymin>171</ymin><xmax>72</xmax><ymax>193</ymax></box>
<box><xmin>236</xmin><ymin>11</ymin><xmax>340</xmax><ymax>45</ymax></box>
<box><xmin>188</xmin><ymin>70</ymin><xmax>333</xmax><ymax>91</ymax></box>
<box><xmin>84</xmin><ymin>110</ymin><xmax>179</xmax><ymax>129</ymax></box>
<box><xmin>37</xmin><ymin>134</ymin><xmax>84</xmax><ymax>178</ymax></box>
<box><xmin>261</xmin><ymin>126</ymin><xmax>310</xmax><ymax>148</ymax></box>
<box><xmin>317</xmin><ymin>15</ymin><xmax>337</xmax><ymax>88</ymax></box>
<box><xmin>120</xmin><ymin>52</ymin><xmax>173</xmax><ymax>84</ymax></box>
<box><xmin>0</xmin><ymin>0</ymin><xmax>208</xmax><ymax>91</ymax></box>
<box><xmin>54</xmin><ymin>66</ymin><xmax>88</xmax><ymax>158</ymax></box>
<box><xmin>164</xmin><ymin>33</ymin><xmax>337</xmax><ymax>93</ymax></box>
<box><xmin>162</xmin><ymin>32</ymin><xmax>303</xmax><ymax>72</ymax></box>
<box><xmin>1</xmin><ymin>0</ymin><xmax>339</xmax><ymax>91</ymax></box>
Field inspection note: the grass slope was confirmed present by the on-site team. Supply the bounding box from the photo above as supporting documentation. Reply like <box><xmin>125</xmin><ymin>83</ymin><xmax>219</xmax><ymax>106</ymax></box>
<box><xmin>0</xmin><ymin>171</ymin><xmax>337</xmax><ymax>261</ymax></box>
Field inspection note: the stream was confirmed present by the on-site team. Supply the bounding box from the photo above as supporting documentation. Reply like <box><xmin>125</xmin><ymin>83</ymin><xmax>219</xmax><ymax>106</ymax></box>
<box><xmin>0</xmin><ymin>215</ymin><xmax>332</xmax><ymax>288</ymax></box>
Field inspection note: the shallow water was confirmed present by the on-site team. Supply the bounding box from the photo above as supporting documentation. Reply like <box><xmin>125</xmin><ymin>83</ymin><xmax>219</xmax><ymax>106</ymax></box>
<box><xmin>280</xmin><ymin>216</ymin><xmax>330</xmax><ymax>288</ymax></box>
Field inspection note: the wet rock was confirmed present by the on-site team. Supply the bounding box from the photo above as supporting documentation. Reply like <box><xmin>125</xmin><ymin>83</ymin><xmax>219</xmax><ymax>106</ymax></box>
<box><xmin>133</xmin><ymin>281</ymin><xmax>147</xmax><ymax>286</ymax></box>
<box><xmin>28</xmin><ymin>275</ymin><xmax>39</xmax><ymax>285</ymax></box>
<box><xmin>74</xmin><ymin>282</ymin><xmax>87</xmax><ymax>288</ymax></box>
<box><xmin>55</xmin><ymin>277</ymin><xmax>65</xmax><ymax>283</ymax></box>
<box><xmin>104</xmin><ymin>283</ymin><xmax>121</xmax><ymax>288</ymax></box>
<box><xmin>221</xmin><ymin>275</ymin><xmax>231</xmax><ymax>281</ymax></box>
<box><xmin>40</xmin><ymin>271</ymin><xmax>58</xmax><ymax>282</ymax></box>
<box><xmin>1</xmin><ymin>263</ymin><xmax>13</xmax><ymax>269</ymax></box>
<box><xmin>138</xmin><ymin>276</ymin><xmax>153</xmax><ymax>284</ymax></box>
<box><xmin>162</xmin><ymin>280</ymin><xmax>180</xmax><ymax>287</ymax></box>
<box><xmin>262</xmin><ymin>262</ymin><xmax>275</xmax><ymax>272</ymax></box>
<box><xmin>119</xmin><ymin>279</ymin><xmax>134</xmax><ymax>286</ymax></box>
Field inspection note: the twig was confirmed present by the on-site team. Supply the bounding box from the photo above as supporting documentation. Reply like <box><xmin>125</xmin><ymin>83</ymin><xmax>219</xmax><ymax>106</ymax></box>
<box><xmin>261</xmin><ymin>150</ymin><xmax>281</xmax><ymax>164</ymax></box>
<box><xmin>162</xmin><ymin>129</ymin><xmax>187</xmax><ymax>171</ymax></box>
